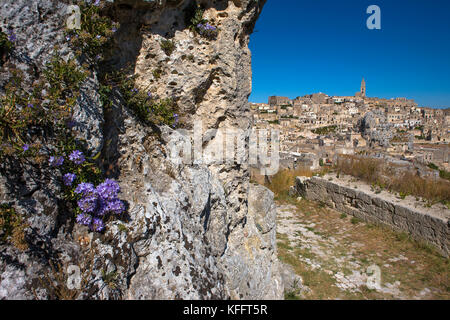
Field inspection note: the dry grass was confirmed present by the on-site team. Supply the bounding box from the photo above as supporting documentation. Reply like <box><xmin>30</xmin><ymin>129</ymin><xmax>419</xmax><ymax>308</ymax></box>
<box><xmin>261</xmin><ymin>167</ymin><xmax>331</xmax><ymax>203</ymax></box>
<box><xmin>35</xmin><ymin>248</ymin><xmax>97</xmax><ymax>300</ymax></box>
<box><xmin>0</xmin><ymin>204</ymin><xmax>28</xmax><ymax>251</ymax></box>
<box><xmin>265</xmin><ymin>168</ymin><xmax>313</xmax><ymax>196</ymax></box>
<box><xmin>336</xmin><ymin>155</ymin><xmax>450</xmax><ymax>204</ymax></box>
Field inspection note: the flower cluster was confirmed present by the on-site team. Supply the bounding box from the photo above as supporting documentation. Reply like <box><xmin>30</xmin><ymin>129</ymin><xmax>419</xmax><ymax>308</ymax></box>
<box><xmin>196</xmin><ymin>23</ymin><xmax>218</xmax><ymax>39</ymax></box>
<box><xmin>74</xmin><ymin>179</ymin><xmax>125</xmax><ymax>232</ymax></box>
<box><xmin>173</xmin><ymin>114</ymin><xmax>179</xmax><ymax>128</ymax></box>
<box><xmin>49</xmin><ymin>155</ymin><xmax>64</xmax><ymax>167</ymax></box>
<box><xmin>63</xmin><ymin>173</ymin><xmax>76</xmax><ymax>186</ymax></box>
<box><xmin>7</xmin><ymin>29</ymin><xmax>16</xmax><ymax>42</ymax></box>
<box><xmin>69</xmin><ymin>150</ymin><xmax>85</xmax><ymax>165</ymax></box>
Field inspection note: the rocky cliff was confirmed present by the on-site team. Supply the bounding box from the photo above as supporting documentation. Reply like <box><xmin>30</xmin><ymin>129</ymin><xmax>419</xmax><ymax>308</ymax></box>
<box><xmin>0</xmin><ymin>0</ymin><xmax>283</xmax><ymax>300</ymax></box>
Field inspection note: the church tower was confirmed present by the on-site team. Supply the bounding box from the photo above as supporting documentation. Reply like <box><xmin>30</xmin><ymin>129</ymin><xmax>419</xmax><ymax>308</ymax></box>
<box><xmin>360</xmin><ymin>78</ymin><xmax>366</xmax><ymax>97</ymax></box>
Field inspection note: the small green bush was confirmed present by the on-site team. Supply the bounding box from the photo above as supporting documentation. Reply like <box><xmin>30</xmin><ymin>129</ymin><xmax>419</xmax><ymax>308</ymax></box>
<box><xmin>186</xmin><ymin>3</ymin><xmax>218</xmax><ymax>39</ymax></box>
<box><xmin>0</xmin><ymin>28</ymin><xmax>15</xmax><ymax>65</ymax></box>
<box><xmin>152</xmin><ymin>68</ymin><xmax>163</xmax><ymax>80</ymax></box>
<box><xmin>0</xmin><ymin>52</ymin><xmax>86</xmax><ymax>160</ymax></box>
<box><xmin>119</xmin><ymin>74</ymin><xmax>179</xmax><ymax>128</ymax></box>
<box><xmin>351</xmin><ymin>217</ymin><xmax>361</xmax><ymax>225</ymax></box>
<box><xmin>160</xmin><ymin>39</ymin><xmax>176</xmax><ymax>56</ymax></box>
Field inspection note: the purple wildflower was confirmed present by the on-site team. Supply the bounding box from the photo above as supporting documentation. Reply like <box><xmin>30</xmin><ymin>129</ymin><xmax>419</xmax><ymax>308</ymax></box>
<box><xmin>91</xmin><ymin>218</ymin><xmax>105</xmax><ymax>232</ymax></box>
<box><xmin>22</xmin><ymin>144</ymin><xmax>30</xmax><ymax>152</ymax></box>
<box><xmin>76</xmin><ymin>213</ymin><xmax>92</xmax><ymax>226</ymax></box>
<box><xmin>69</xmin><ymin>150</ymin><xmax>85</xmax><ymax>165</ymax></box>
<box><xmin>197</xmin><ymin>23</ymin><xmax>218</xmax><ymax>39</ymax></box>
<box><xmin>205</xmin><ymin>23</ymin><xmax>216</xmax><ymax>31</ymax></box>
<box><xmin>107</xmin><ymin>199</ymin><xmax>125</xmax><ymax>215</ymax></box>
<box><xmin>77</xmin><ymin>195</ymin><xmax>99</xmax><ymax>213</ymax></box>
<box><xmin>98</xmin><ymin>198</ymin><xmax>125</xmax><ymax>216</ymax></box>
<box><xmin>96</xmin><ymin>179</ymin><xmax>120</xmax><ymax>201</ymax></box>
<box><xmin>131</xmin><ymin>88</ymin><xmax>139</xmax><ymax>94</ymax></box>
<box><xmin>63</xmin><ymin>173</ymin><xmax>76</xmax><ymax>186</ymax></box>
<box><xmin>7</xmin><ymin>30</ymin><xmax>16</xmax><ymax>42</ymax></box>
<box><xmin>147</xmin><ymin>92</ymin><xmax>152</xmax><ymax>98</ymax></box>
<box><xmin>96</xmin><ymin>35</ymin><xmax>101</xmax><ymax>39</ymax></box>
<box><xmin>27</xmin><ymin>103</ymin><xmax>34</xmax><ymax>108</ymax></box>
<box><xmin>112</xmin><ymin>27</ymin><xmax>117</xmax><ymax>33</ymax></box>
<box><xmin>74</xmin><ymin>182</ymin><xmax>95</xmax><ymax>196</ymax></box>
<box><xmin>173</xmin><ymin>113</ymin><xmax>179</xmax><ymax>128</ymax></box>
<box><xmin>49</xmin><ymin>155</ymin><xmax>64</xmax><ymax>167</ymax></box>
<box><xmin>66</xmin><ymin>35</ymin><xmax>71</xmax><ymax>41</ymax></box>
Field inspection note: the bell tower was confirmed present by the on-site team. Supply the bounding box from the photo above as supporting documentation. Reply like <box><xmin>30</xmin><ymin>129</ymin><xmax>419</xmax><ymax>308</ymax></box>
<box><xmin>360</xmin><ymin>78</ymin><xmax>366</xmax><ymax>97</ymax></box>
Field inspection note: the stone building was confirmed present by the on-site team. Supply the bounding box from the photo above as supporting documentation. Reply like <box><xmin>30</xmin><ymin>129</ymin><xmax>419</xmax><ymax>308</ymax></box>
<box><xmin>268</xmin><ymin>96</ymin><xmax>291</xmax><ymax>106</ymax></box>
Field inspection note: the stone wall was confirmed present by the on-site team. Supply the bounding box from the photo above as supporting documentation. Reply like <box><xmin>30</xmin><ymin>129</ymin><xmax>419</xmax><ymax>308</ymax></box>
<box><xmin>292</xmin><ymin>175</ymin><xmax>449</xmax><ymax>257</ymax></box>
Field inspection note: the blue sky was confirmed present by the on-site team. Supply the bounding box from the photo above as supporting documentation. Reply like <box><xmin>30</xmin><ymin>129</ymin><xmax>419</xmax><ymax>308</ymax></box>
<box><xmin>249</xmin><ymin>0</ymin><xmax>450</xmax><ymax>108</ymax></box>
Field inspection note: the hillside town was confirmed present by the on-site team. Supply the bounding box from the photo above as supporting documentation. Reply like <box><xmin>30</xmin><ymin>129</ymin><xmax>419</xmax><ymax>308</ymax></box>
<box><xmin>251</xmin><ymin>79</ymin><xmax>450</xmax><ymax>172</ymax></box>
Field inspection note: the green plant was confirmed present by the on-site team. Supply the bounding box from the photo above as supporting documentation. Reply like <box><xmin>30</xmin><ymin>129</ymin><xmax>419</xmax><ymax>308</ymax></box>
<box><xmin>160</xmin><ymin>39</ymin><xmax>176</xmax><ymax>56</ymax></box>
<box><xmin>0</xmin><ymin>51</ymin><xmax>88</xmax><ymax>160</ymax></box>
<box><xmin>351</xmin><ymin>217</ymin><xmax>361</xmax><ymax>225</ymax></box>
<box><xmin>340</xmin><ymin>213</ymin><xmax>347</xmax><ymax>219</ymax></box>
<box><xmin>152</xmin><ymin>68</ymin><xmax>163</xmax><ymax>80</ymax></box>
<box><xmin>118</xmin><ymin>224</ymin><xmax>128</xmax><ymax>233</ymax></box>
<box><xmin>312</xmin><ymin>125</ymin><xmax>337</xmax><ymax>135</ymax></box>
<box><xmin>185</xmin><ymin>3</ymin><xmax>218</xmax><ymax>39</ymax></box>
<box><xmin>65</xmin><ymin>1</ymin><xmax>119</xmax><ymax>61</ymax></box>
<box><xmin>395</xmin><ymin>232</ymin><xmax>410</xmax><ymax>242</ymax></box>
<box><xmin>0</xmin><ymin>28</ymin><xmax>14</xmax><ymax>65</ymax></box>
<box><xmin>399</xmin><ymin>191</ymin><xmax>408</xmax><ymax>200</ymax></box>
<box><xmin>187</xmin><ymin>3</ymin><xmax>207</xmax><ymax>32</ymax></box>
<box><xmin>44</xmin><ymin>51</ymin><xmax>88</xmax><ymax>101</ymax></box>
<box><xmin>102</xmin><ymin>270</ymin><xmax>118</xmax><ymax>289</ymax></box>
<box><xmin>119</xmin><ymin>75</ymin><xmax>179</xmax><ymax>128</ymax></box>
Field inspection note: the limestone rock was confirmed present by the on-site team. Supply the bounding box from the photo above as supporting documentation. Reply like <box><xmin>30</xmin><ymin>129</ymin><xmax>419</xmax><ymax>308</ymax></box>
<box><xmin>1</xmin><ymin>0</ymin><xmax>283</xmax><ymax>300</ymax></box>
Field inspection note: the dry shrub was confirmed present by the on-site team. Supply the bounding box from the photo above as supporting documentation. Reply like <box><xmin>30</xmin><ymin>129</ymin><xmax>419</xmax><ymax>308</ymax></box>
<box><xmin>336</xmin><ymin>155</ymin><xmax>450</xmax><ymax>204</ymax></box>
<box><xmin>0</xmin><ymin>204</ymin><xmax>28</xmax><ymax>251</ymax></box>
<box><xmin>34</xmin><ymin>248</ymin><xmax>97</xmax><ymax>300</ymax></box>
<box><xmin>265</xmin><ymin>167</ymin><xmax>314</xmax><ymax>197</ymax></box>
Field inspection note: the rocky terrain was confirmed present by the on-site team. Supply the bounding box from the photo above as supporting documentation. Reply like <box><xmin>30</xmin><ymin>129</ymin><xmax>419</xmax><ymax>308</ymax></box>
<box><xmin>0</xmin><ymin>0</ymin><xmax>284</xmax><ymax>300</ymax></box>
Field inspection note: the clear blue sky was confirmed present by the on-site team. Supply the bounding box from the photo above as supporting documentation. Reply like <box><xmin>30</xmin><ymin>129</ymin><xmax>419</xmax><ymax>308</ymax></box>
<box><xmin>249</xmin><ymin>0</ymin><xmax>450</xmax><ymax>108</ymax></box>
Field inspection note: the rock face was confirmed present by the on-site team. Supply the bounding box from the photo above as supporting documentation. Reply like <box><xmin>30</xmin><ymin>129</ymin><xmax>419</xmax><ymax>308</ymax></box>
<box><xmin>0</xmin><ymin>0</ymin><xmax>284</xmax><ymax>300</ymax></box>
<box><xmin>292</xmin><ymin>175</ymin><xmax>450</xmax><ymax>257</ymax></box>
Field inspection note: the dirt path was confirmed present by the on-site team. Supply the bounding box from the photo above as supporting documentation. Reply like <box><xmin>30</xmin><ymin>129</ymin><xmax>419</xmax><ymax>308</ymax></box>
<box><xmin>276</xmin><ymin>198</ymin><xmax>450</xmax><ymax>300</ymax></box>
